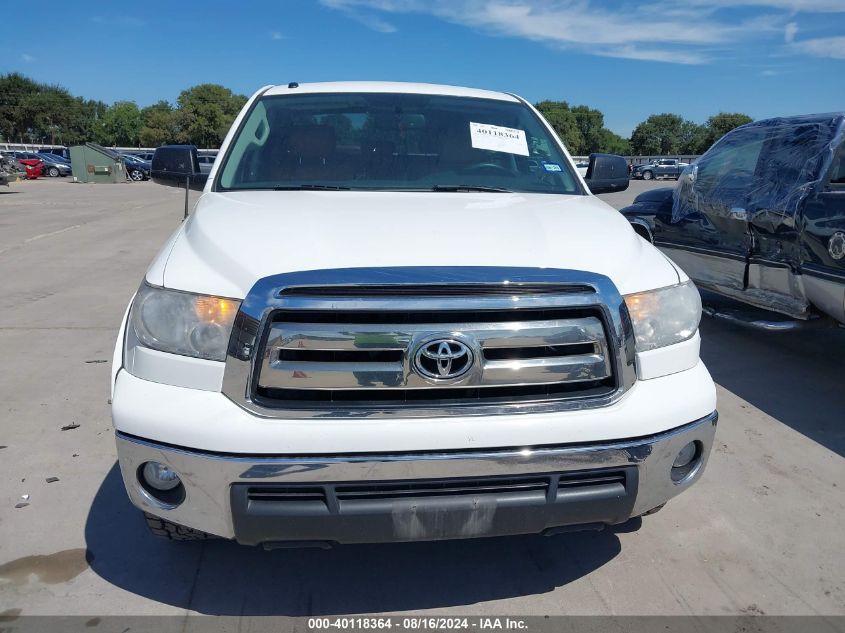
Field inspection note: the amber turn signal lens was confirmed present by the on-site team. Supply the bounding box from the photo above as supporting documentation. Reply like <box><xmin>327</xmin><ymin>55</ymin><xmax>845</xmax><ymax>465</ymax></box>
<box><xmin>194</xmin><ymin>296</ymin><xmax>238</xmax><ymax>326</ymax></box>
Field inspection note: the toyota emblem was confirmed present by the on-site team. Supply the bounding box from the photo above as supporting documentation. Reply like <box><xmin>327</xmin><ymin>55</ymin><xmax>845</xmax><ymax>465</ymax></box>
<box><xmin>413</xmin><ymin>339</ymin><xmax>474</xmax><ymax>380</ymax></box>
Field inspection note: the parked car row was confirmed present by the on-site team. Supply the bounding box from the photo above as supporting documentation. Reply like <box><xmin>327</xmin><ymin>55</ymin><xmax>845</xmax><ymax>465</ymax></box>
<box><xmin>0</xmin><ymin>150</ymin><xmax>72</xmax><ymax>178</ymax></box>
<box><xmin>0</xmin><ymin>148</ymin><xmax>157</xmax><ymax>182</ymax></box>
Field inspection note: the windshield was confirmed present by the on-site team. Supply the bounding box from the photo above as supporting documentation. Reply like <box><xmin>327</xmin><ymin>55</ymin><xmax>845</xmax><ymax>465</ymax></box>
<box><xmin>217</xmin><ymin>92</ymin><xmax>581</xmax><ymax>194</ymax></box>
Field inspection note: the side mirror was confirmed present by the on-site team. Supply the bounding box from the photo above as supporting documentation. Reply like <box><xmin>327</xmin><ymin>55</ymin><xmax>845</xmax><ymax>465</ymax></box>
<box><xmin>151</xmin><ymin>145</ymin><xmax>209</xmax><ymax>191</ymax></box>
<box><xmin>585</xmin><ymin>153</ymin><xmax>630</xmax><ymax>195</ymax></box>
<box><xmin>679</xmin><ymin>164</ymin><xmax>697</xmax><ymax>186</ymax></box>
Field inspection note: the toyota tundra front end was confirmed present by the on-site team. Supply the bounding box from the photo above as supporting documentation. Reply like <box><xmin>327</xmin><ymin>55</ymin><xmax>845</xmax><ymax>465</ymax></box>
<box><xmin>111</xmin><ymin>82</ymin><xmax>717</xmax><ymax>546</ymax></box>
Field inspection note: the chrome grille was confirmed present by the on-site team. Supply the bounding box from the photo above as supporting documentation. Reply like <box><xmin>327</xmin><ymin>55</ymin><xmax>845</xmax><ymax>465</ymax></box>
<box><xmin>257</xmin><ymin>311</ymin><xmax>612</xmax><ymax>395</ymax></box>
<box><xmin>221</xmin><ymin>267</ymin><xmax>637</xmax><ymax>418</ymax></box>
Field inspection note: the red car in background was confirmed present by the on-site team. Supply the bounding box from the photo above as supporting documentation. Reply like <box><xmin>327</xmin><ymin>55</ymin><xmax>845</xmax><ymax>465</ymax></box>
<box><xmin>17</xmin><ymin>158</ymin><xmax>43</xmax><ymax>179</ymax></box>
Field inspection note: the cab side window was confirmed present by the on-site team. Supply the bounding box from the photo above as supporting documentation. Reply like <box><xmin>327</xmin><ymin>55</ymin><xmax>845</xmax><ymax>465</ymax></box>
<box><xmin>695</xmin><ymin>127</ymin><xmax>766</xmax><ymax>194</ymax></box>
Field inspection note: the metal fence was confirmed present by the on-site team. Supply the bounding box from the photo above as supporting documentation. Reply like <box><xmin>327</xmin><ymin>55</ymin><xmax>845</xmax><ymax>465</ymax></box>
<box><xmin>0</xmin><ymin>142</ymin><xmax>67</xmax><ymax>152</ymax></box>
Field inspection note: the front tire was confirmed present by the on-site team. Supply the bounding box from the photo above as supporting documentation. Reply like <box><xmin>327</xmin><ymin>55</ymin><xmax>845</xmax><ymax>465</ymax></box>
<box><xmin>642</xmin><ymin>170</ymin><xmax>653</xmax><ymax>180</ymax></box>
<box><xmin>129</xmin><ymin>169</ymin><xmax>144</xmax><ymax>182</ymax></box>
<box><xmin>143</xmin><ymin>512</ymin><xmax>213</xmax><ymax>541</ymax></box>
<box><xmin>48</xmin><ymin>167</ymin><xmax>59</xmax><ymax>177</ymax></box>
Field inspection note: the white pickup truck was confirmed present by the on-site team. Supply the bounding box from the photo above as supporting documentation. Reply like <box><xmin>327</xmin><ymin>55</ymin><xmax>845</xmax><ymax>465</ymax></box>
<box><xmin>111</xmin><ymin>82</ymin><xmax>717</xmax><ymax>547</ymax></box>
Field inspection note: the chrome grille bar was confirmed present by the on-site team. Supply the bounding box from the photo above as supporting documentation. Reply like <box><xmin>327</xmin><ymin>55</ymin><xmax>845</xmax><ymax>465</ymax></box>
<box><xmin>259</xmin><ymin>316</ymin><xmax>610</xmax><ymax>391</ymax></box>
<box><xmin>221</xmin><ymin>267</ymin><xmax>638</xmax><ymax>418</ymax></box>
<box><xmin>481</xmin><ymin>355</ymin><xmax>609</xmax><ymax>386</ymax></box>
<box><xmin>268</xmin><ymin>317</ymin><xmax>605</xmax><ymax>350</ymax></box>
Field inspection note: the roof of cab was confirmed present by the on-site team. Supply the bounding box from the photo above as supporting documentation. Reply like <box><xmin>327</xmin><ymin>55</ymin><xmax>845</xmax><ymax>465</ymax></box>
<box><xmin>262</xmin><ymin>81</ymin><xmax>521</xmax><ymax>102</ymax></box>
<box><xmin>742</xmin><ymin>111</ymin><xmax>845</xmax><ymax>130</ymax></box>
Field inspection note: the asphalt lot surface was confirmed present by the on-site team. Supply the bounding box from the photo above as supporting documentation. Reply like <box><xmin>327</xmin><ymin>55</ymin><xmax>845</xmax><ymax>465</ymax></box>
<box><xmin>0</xmin><ymin>177</ymin><xmax>843</xmax><ymax>617</ymax></box>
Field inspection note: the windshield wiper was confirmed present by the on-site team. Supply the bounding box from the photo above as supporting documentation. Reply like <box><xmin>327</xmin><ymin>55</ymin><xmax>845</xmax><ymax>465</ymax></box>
<box><xmin>272</xmin><ymin>184</ymin><xmax>351</xmax><ymax>191</ymax></box>
<box><xmin>431</xmin><ymin>184</ymin><xmax>512</xmax><ymax>193</ymax></box>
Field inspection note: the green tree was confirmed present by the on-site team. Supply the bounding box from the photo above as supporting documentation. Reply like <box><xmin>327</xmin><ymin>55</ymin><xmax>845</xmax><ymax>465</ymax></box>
<box><xmin>534</xmin><ymin>100</ymin><xmax>583</xmax><ymax>155</ymax></box>
<box><xmin>74</xmin><ymin>98</ymin><xmax>108</xmax><ymax>145</ymax></box>
<box><xmin>678</xmin><ymin>120</ymin><xmax>707</xmax><ymax>154</ymax></box>
<box><xmin>630</xmin><ymin>113</ymin><xmax>686</xmax><ymax>155</ymax></box>
<box><xmin>0</xmin><ymin>73</ymin><xmax>251</xmax><ymax>148</ymax></box>
<box><xmin>177</xmin><ymin>84</ymin><xmax>247</xmax><ymax>148</ymax></box>
<box><xmin>26</xmin><ymin>92</ymin><xmax>104</xmax><ymax>146</ymax></box>
<box><xmin>140</xmin><ymin>100</ymin><xmax>183</xmax><ymax>147</ymax></box>
<box><xmin>701</xmin><ymin>112</ymin><xmax>753</xmax><ymax>151</ymax></box>
<box><xmin>20</xmin><ymin>87</ymin><xmax>77</xmax><ymax>144</ymax></box>
<box><xmin>97</xmin><ymin>101</ymin><xmax>143</xmax><ymax>146</ymax></box>
<box><xmin>0</xmin><ymin>73</ymin><xmax>41</xmax><ymax>142</ymax></box>
<box><xmin>0</xmin><ymin>74</ymin><xmax>90</xmax><ymax>145</ymax></box>
<box><xmin>597</xmin><ymin>128</ymin><xmax>630</xmax><ymax>155</ymax></box>
<box><xmin>571</xmin><ymin>105</ymin><xmax>606</xmax><ymax>154</ymax></box>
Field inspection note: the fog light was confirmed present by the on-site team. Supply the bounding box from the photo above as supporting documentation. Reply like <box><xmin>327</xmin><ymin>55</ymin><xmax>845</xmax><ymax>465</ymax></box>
<box><xmin>671</xmin><ymin>441</ymin><xmax>701</xmax><ymax>483</ymax></box>
<box><xmin>673</xmin><ymin>442</ymin><xmax>697</xmax><ymax>469</ymax></box>
<box><xmin>141</xmin><ymin>461</ymin><xmax>181</xmax><ymax>491</ymax></box>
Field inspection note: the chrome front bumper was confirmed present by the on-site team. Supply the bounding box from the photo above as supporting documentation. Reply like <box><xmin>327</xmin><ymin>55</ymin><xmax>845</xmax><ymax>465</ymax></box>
<box><xmin>116</xmin><ymin>411</ymin><xmax>717</xmax><ymax>544</ymax></box>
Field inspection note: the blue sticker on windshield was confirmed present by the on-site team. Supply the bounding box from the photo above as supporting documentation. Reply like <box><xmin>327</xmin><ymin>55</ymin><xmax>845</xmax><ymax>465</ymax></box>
<box><xmin>542</xmin><ymin>162</ymin><xmax>562</xmax><ymax>172</ymax></box>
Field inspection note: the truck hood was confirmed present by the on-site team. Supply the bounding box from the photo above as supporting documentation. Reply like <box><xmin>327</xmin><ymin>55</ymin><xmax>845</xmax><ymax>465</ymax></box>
<box><xmin>152</xmin><ymin>191</ymin><xmax>681</xmax><ymax>298</ymax></box>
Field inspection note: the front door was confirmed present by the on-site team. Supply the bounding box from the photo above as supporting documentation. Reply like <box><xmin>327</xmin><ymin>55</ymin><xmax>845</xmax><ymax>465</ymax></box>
<box><xmin>744</xmin><ymin>122</ymin><xmax>835</xmax><ymax>317</ymax></box>
<box><xmin>656</xmin><ymin>125</ymin><xmax>767</xmax><ymax>295</ymax></box>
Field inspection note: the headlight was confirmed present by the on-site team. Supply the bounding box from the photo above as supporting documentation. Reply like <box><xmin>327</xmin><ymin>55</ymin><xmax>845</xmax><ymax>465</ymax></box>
<box><xmin>130</xmin><ymin>283</ymin><xmax>240</xmax><ymax>361</ymax></box>
<box><xmin>624</xmin><ymin>281</ymin><xmax>701</xmax><ymax>351</ymax></box>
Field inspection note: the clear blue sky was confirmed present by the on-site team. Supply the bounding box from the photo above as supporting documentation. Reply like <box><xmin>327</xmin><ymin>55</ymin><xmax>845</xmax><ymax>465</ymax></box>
<box><xmin>4</xmin><ymin>0</ymin><xmax>844</xmax><ymax>136</ymax></box>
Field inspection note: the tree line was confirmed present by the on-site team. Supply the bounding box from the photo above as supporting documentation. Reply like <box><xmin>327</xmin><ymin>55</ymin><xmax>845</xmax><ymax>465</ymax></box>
<box><xmin>0</xmin><ymin>73</ymin><xmax>247</xmax><ymax>148</ymax></box>
<box><xmin>1</xmin><ymin>73</ymin><xmax>752</xmax><ymax>154</ymax></box>
<box><xmin>534</xmin><ymin>101</ymin><xmax>752</xmax><ymax>156</ymax></box>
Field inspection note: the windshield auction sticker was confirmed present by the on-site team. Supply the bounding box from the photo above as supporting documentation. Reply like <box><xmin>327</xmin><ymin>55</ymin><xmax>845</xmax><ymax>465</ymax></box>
<box><xmin>469</xmin><ymin>122</ymin><xmax>530</xmax><ymax>156</ymax></box>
